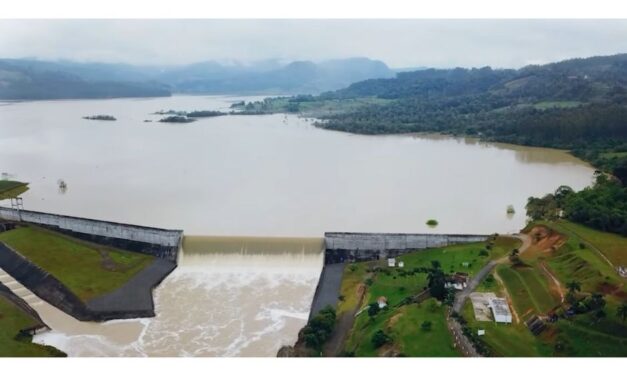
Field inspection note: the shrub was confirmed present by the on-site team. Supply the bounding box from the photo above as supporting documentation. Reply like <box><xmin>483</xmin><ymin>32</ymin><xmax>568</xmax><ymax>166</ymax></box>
<box><xmin>368</xmin><ymin>303</ymin><xmax>380</xmax><ymax>317</ymax></box>
<box><xmin>371</xmin><ymin>330</ymin><xmax>392</xmax><ymax>348</ymax></box>
<box><xmin>479</xmin><ymin>249</ymin><xmax>489</xmax><ymax>257</ymax></box>
<box><xmin>421</xmin><ymin>321</ymin><xmax>432</xmax><ymax>331</ymax></box>
<box><xmin>302</xmin><ymin>306</ymin><xmax>336</xmax><ymax>351</ymax></box>
<box><xmin>426</xmin><ymin>219</ymin><xmax>439</xmax><ymax>226</ymax></box>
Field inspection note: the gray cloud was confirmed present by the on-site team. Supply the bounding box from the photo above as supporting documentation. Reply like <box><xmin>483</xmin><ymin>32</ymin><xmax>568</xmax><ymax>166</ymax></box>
<box><xmin>1</xmin><ymin>19</ymin><xmax>627</xmax><ymax>68</ymax></box>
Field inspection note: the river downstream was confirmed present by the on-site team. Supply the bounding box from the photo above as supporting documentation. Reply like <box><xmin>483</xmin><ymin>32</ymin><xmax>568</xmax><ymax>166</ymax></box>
<box><xmin>0</xmin><ymin>95</ymin><xmax>595</xmax><ymax>356</ymax></box>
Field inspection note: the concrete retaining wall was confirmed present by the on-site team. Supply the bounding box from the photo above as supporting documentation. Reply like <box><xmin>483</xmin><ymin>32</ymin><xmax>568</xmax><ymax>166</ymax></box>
<box><xmin>0</xmin><ymin>242</ymin><xmax>174</xmax><ymax>321</ymax></box>
<box><xmin>0</xmin><ymin>207</ymin><xmax>183</xmax><ymax>262</ymax></box>
<box><xmin>0</xmin><ymin>242</ymin><xmax>95</xmax><ymax>321</ymax></box>
<box><xmin>324</xmin><ymin>232</ymin><xmax>489</xmax><ymax>264</ymax></box>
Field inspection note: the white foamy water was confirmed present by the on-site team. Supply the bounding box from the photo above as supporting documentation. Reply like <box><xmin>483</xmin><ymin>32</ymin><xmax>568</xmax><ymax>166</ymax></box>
<box><xmin>32</xmin><ymin>238</ymin><xmax>323</xmax><ymax>357</ymax></box>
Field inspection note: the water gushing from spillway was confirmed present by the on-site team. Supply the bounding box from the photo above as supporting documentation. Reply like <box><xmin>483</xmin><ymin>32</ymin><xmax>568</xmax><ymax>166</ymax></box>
<box><xmin>31</xmin><ymin>236</ymin><xmax>324</xmax><ymax>356</ymax></box>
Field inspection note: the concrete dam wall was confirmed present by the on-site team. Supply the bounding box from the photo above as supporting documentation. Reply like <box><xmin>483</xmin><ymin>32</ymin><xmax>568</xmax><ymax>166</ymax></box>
<box><xmin>324</xmin><ymin>232</ymin><xmax>490</xmax><ymax>264</ymax></box>
<box><xmin>0</xmin><ymin>207</ymin><xmax>183</xmax><ymax>262</ymax></box>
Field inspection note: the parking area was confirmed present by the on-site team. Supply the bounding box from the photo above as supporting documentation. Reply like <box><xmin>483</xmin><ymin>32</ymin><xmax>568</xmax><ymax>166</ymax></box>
<box><xmin>469</xmin><ymin>292</ymin><xmax>496</xmax><ymax>322</ymax></box>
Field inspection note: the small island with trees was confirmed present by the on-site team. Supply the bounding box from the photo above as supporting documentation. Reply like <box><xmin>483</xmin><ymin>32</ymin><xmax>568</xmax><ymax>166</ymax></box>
<box><xmin>155</xmin><ymin>109</ymin><xmax>228</xmax><ymax>123</ymax></box>
<box><xmin>158</xmin><ymin>116</ymin><xmax>196</xmax><ymax>123</ymax></box>
<box><xmin>82</xmin><ymin>115</ymin><xmax>116</xmax><ymax>121</ymax></box>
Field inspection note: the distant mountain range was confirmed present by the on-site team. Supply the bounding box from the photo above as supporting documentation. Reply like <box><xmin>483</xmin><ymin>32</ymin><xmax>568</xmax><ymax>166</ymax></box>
<box><xmin>0</xmin><ymin>57</ymin><xmax>394</xmax><ymax>100</ymax></box>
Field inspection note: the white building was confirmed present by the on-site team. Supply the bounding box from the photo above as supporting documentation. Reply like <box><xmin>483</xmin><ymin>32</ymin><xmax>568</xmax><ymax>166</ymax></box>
<box><xmin>444</xmin><ymin>272</ymin><xmax>468</xmax><ymax>291</ymax></box>
<box><xmin>489</xmin><ymin>298</ymin><xmax>512</xmax><ymax>323</ymax></box>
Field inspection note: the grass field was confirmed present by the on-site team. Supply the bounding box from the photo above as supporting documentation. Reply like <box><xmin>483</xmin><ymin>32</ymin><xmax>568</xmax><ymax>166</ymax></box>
<box><xmin>461</xmin><ymin>300</ymin><xmax>552</xmax><ymax>357</ymax></box>
<box><xmin>549</xmin><ymin>220</ymin><xmax>627</xmax><ymax>266</ymax></box>
<box><xmin>496</xmin><ymin>265</ymin><xmax>559</xmax><ymax>319</ymax></box>
<box><xmin>345</xmin><ymin>298</ymin><xmax>458</xmax><ymax>357</ymax></box>
<box><xmin>0</xmin><ymin>226</ymin><xmax>154</xmax><ymax>301</ymax></box>
<box><xmin>366</xmin><ymin>240</ymin><xmax>507</xmax><ymax>308</ymax></box>
<box><xmin>0</xmin><ymin>296</ymin><xmax>64</xmax><ymax>357</ymax></box>
<box><xmin>339</xmin><ymin>237</ymin><xmax>519</xmax><ymax>356</ymax></box>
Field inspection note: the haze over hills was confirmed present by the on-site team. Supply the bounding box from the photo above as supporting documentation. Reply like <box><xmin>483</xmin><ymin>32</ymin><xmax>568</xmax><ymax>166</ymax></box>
<box><xmin>0</xmin><ymin>57</ymin><xmax>394</xmax><ymax>100</ymax></box>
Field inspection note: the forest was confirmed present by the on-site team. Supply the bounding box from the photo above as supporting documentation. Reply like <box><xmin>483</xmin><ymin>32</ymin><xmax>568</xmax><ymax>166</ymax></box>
<box><xmin>526</xmin><ymin>174</ymin><xmax>627</xmax><ymax>235</ymax></box>
<box><xmin>243</xmin><ymin>53</ymin><xmax>627</xmax><ymax>180</ymax></box>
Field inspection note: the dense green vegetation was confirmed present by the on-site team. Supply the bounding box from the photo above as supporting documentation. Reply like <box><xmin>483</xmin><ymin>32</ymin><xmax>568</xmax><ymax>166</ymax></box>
<box><xmin>0</xmin><ymin>226</ymin><xmax>154</xmax><ymax>301</ymax></box>
<box><xmin>0</xmin><ymin>296</ymin><xmax>65</xmax><ymax>357</ymax></box>
<box><xmin>526</xmin><ymin>174</ymin><xmax>627</xmax><ymax>235</ymax></box>
<box><xmin>242</xmin><ymin>54</ymin><xmax>627</xmax><ymax>178</ymax></box>
<box><xmin>301</xmin><ymin>306</ymin><xmax>336</xmax><ymax>352</ymax></box>
<box><xmin>159</xmin><ymin>116</ymin><xmax>196</xmax><ymax>123</ymax></box>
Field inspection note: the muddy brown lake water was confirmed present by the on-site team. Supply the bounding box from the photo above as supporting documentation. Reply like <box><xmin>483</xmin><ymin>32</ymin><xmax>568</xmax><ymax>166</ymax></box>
<box><xmin>0</xmin><ymin>95</ymin><xmax>595</xmax><ymax>356</ymax></box>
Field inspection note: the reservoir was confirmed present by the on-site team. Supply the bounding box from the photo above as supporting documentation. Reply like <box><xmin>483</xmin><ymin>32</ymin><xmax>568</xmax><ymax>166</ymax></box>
<box><xmin>0</xmin><ymin>95</ymin><xmax>595</xmax><ymax>236</ymax></box>
<box><xmin>0</xmin><ymin>95</ymin><xmax>595</xmax><ymax>356</ymax></box>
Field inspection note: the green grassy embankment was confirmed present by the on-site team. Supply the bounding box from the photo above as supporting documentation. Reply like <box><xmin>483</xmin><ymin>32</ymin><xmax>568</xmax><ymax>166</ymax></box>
<box><xmin>0</xmin><ymin>296</ymin><xmax>65</xmax><ymax>357</ymax></box>
<box><xmin>0</xmin><ymin>226</ymin><xmax>154</xmax><ymax>301</ymax></box>
<box><xmin>346</xmin><ymin>298</ymin><xmax>458</xmax><ymax>357</ymax></box>
<box><xmin>496</xmin><ymin>265</ymin><xmax>560</xmax><ymax>319</ymax></box>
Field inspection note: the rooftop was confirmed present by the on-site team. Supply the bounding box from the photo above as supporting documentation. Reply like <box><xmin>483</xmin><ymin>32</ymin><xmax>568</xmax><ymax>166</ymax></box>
<box><xmin>489</xmin><ymin>298</ymin><xmax>512</xmax><ymax>317</ymax></box>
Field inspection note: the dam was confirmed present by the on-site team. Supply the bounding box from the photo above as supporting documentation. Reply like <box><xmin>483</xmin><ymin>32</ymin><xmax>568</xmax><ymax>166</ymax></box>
<box><xmin>29</xmin><ymin>235</ymin><xmax>324</xmax><ymax>356</ymax></box>
<box><xmin>0</xmin><ymin>207</ymin><xmax>493</xmax><ymax>356</ymax></box>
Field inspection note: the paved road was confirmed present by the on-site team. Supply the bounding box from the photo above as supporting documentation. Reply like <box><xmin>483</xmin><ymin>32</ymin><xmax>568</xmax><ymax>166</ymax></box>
<box><xmin>87</xmin><ymin>258</ymin><xmax>176</xmax><ymax>315</ymax></box>
<box><xmin>453</xmin><ymin>234</ymin><xmax>531</xmax><ymax>314</ymax></box>
<box><xmin>449</xmin><ymin>233</ymin><xmax>531</xmax><ymax>357</ymax></box>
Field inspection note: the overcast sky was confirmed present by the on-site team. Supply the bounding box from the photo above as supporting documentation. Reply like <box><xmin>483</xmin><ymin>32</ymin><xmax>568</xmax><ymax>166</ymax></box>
<box><xmin>2</xmin><ymin>19</ymin><xmax>627</xmax><ymax>68</ymax></box>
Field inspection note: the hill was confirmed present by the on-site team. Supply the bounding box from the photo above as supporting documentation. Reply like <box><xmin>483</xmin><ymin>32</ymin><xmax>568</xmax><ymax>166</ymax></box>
<box><xmin>244</xmin><ymin>53</ymin><xmax>627</xmax><ymax>177</ymax></box>
<box><xmin>0</xmin><ymin>57</ymin><xmax>394</xmax><ymax>99</ymax></box>
<box><xmin>0</xmin><ymin>59</ymin><xmax>171</xmax><ymax>100</ymax></box>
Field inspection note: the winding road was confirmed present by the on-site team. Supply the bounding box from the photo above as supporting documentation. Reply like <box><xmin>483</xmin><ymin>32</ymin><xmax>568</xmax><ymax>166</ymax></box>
<box><xmin>448</xmin><ymin>233</ymin><xmax>532</xmax><ymax>357</ymax></box>
<box><xmin>453</xmin><ymin>233</ymin><xmax>531</xmax><ymax>314</ymax></box>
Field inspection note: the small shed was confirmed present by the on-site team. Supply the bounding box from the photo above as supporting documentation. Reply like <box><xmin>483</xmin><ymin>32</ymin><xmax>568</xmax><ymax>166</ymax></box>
<box><xmin>387</xmin><ymin>258</ymin><xmax>396</xmax><ymax>267</ymax></box>
<box><xmin>377</xmin><ymin>296</ymin><xmax>388</xmax><ymax>309</ymax></box>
